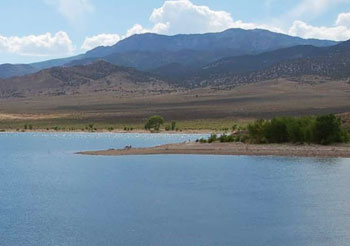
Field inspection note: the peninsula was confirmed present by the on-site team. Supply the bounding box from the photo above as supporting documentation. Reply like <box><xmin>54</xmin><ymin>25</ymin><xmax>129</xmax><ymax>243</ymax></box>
<box><xmin>78</xmin><ymin>142</ymin><xmax>350</xmax><ymax>158</ymax></box>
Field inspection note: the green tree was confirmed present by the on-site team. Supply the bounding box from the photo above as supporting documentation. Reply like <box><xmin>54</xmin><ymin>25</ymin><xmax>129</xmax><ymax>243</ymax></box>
<box><xmin>247</xmin><ymin>119</ymin><xmax>267</xmax><ymax>143</ymax></box>
<box><xmin>264</xmin><ymin>117</ymin><xmax>289</xmax><ymax>143</ymax></box>
<box><xmin>145</xmin><ymin>115</ymin><xmax>165</xmax><ymax>131</ymax></box>
<box><xmin>171</xmin><ymin>121</ymin><xmax>177</xmax><ymax>131</ymax></box>
<box><xmin>314</xmin><ymin>114</ymin><xmax>344</xmax><ymax>145</ymax></box>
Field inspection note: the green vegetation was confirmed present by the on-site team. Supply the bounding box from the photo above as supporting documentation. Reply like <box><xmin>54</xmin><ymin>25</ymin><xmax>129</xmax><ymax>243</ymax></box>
<box><xmin>165</xmin><ymin>121</ymin><xmax>177</xmax><ymax>131</ymax></box>
<box><xmin>123</xmin><ymin>126</ymin><xmax>134</xmax><ymax>131</ymax></box>
<box><xmin>247</xmin><ymin>114</ymin><xmax>349</xmax><ymax>145</ymax></box>
<box><xmin>197</xmin><ymin>114</ymin><xmax>350</xmax><ymax>146</ymax></box>
<box><xmin>1</xmin><ymin>114</ymin><xmax>349</xmax><ymax>142</ymax></box>
<box><xmin>171</xmin><ymin>121</ymin><xmax>176</xmax><ymax>131</ymax></box>
<box><xmin>197</xmin><ymin>133</ymin><xmax>243</xmax><ymax>144</ymax></box>
<box><xmin>0</xmin><ymin>114</ymin><xmax>250</xmax><ymax>132</ymax></box>
<box><xmin>86</xmin><ymin>123</ymin><xmax>96</xmax><ymax>132</ymax></box>
<box><xmin>145</xmin><ymin>115</ymin><xmax>165</xmax><ymax>132</ymax></box>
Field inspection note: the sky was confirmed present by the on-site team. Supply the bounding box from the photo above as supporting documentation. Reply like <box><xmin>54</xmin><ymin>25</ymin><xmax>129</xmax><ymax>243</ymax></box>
<box><xmin>0</xmin><ymin>0</ymin><xmax>350</xmax><ymax>64</ymax></box>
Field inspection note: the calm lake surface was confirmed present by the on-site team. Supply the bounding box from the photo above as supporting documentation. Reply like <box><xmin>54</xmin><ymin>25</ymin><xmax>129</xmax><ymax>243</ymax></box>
<box><xmin>1</xmin><ymin>133</ymin><xmax>350</xmax><ymax>246</ymax></box>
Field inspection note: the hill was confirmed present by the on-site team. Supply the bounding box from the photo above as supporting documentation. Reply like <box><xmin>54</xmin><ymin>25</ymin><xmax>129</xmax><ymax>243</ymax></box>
<box><xmin>0</xmin><ymin>60</ymin><xmax>174</xmax><ymax>98</ymax></box>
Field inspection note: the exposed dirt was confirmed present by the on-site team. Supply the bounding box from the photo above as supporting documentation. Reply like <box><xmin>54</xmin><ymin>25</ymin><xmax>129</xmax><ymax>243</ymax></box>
<box><xmin>78</xmin><ymin>142</ymin><xmax>350</xmax><ymax>158</ymax></box>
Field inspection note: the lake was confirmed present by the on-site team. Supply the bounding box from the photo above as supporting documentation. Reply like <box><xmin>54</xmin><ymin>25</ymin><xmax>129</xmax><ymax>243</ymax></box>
<box><xmin>1</xmin><ymin>133</ymin><xmax>350</xmax><ymax>246</ymax></box>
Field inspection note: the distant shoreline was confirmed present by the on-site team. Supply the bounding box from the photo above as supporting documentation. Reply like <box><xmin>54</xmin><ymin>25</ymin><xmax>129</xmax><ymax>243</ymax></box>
<box><xmin>0</xmin><ymin>129</ymin><xmax>211</xmax><ymax>134</ymax></box>
<box><xmin>77</xmin><ymin>142</ymin><xmax>350</xmax><ymax>158</ymax></box>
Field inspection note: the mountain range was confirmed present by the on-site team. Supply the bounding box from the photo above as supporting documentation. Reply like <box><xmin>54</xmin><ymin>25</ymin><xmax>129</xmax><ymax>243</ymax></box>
<box><xmin>0</xmin><ymin>28</ymin><xmax>337</xmax><ymax>79</ymax></box>
<box><xmin>0</xmin><ymin>28</ymin><xmax>349</xmax><ymax>98</ymax></box>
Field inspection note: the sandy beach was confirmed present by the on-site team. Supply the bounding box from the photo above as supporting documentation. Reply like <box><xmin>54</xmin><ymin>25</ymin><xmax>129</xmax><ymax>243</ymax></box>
<box><xmin>78</xmin><ymin>142</ymin><xmax>350</xmax><ymax>158</ymax></box>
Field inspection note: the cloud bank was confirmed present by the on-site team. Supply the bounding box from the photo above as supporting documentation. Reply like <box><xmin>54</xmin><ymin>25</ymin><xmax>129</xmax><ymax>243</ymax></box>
<box><xmin>0</xmin><ymin>31</ymin><xmax>74</xmax><ymax>56</ymax></box>
<box><xmin>288</xmin><ymin>20</ymin><xmax>350</xmax><ymax>41</ymax></box>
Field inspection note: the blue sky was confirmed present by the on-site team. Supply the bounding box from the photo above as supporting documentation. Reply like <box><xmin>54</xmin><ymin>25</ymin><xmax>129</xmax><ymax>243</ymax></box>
<box><xmin>0</xmin><ymin>0</ymin><xmax>350</xmax><ymax>64</ymax></box>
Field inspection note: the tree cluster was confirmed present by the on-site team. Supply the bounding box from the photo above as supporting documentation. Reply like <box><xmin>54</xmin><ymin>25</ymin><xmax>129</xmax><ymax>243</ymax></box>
<box><xmin>247</xmin><ymin>114</ymin><xmax>349</xmax><ymax>145</ymax></box>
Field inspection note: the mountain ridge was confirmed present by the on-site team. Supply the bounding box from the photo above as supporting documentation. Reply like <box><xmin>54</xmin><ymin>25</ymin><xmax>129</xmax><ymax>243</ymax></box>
<box><xmin>0</xmin><ymin>28</ymin><xmax>339</xmax><ymax>79</ymax></box>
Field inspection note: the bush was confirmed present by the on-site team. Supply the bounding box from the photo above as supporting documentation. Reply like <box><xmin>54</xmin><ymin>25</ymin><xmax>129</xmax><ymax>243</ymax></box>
<box><xmin>165</xmin><ymin>125</ymin><xmax>171</xmax><ymax>131</ymax></box>
<box><xmin>219</xmin><ymin>134</ymin><xmax>235</xmax><ymax>142</ymax></box>
<box><xmin>86</xmin><ymin>123</ymin><xmax>95</xmax><ymax>132</ymax></box>
<box><xmin>208</xmin><ymin>134</ymin><xmax>218</xmax><ymax>143</ymax></box>
<box><xmin>196</xmin><ymin>138</ymin><xmax>208</xmax><ymax>143</ymax></box>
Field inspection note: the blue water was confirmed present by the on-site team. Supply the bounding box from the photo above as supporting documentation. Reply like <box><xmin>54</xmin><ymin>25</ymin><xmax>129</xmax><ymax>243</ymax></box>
<box><xmin>1</xmin><ymin>133</ymin><xmax>350</xmax><ymax>246</ymax></box>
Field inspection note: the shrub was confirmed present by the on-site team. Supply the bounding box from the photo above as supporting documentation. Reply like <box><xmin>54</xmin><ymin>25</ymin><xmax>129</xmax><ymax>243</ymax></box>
<box><xmin>86</xmin><ymin>123</ymin><xmax>95</xmax><ymax>132</ymax></box>
<box><xmin>232</xmin><ymin>124</ymin><xmax>238</xmax><ymax>131</ymax></box>
<box><xmin>208</xmin><ymin>134</ymin><xmax>218</xmax><ymax>143</ymax></box>
<box><xmin>219</xmin><ymin>134</ymin><xmax>235</xmax><ymax>143</ymax></box>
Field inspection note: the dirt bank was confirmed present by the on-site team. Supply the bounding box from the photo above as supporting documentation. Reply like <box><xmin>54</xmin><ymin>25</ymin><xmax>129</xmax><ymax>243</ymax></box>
<box><xmin>78</xmin><ymin>142</ymin><xmax>350</xmax><ymax>158</ymax></box>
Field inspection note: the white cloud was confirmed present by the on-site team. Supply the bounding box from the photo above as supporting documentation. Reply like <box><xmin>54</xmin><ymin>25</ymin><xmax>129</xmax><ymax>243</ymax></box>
<box><xmin>336</xmin><ymin>12</ymin><xmax>350</xmax><ymax>26</ymax></box>
<box><xmin>288</xmin><ymin>12</ymin><xmax>350</xmax><ymax>41</ymax></box>
<box><xmin>122</xmin><ymin>0</ymin><xmax>282</xmax><ymax>38</ymax></box>
<box><xmin>0</xmin><ymin>32</ymin><xmax>74</xmax><ymax>56</ymax></box>
<box><xmin>81</xmin><ymin>34</ymin><xmax>121</xmax><ymax>50</ymax></box>
<box><xmin>44</xmin><ymin>0</ymin><xmax>94</xmax><ymax>23</ymax></box>
<box><xmin>148</xmin><ymin>0</ymin><xmax>235</xmax><ymax>34</ymax></box>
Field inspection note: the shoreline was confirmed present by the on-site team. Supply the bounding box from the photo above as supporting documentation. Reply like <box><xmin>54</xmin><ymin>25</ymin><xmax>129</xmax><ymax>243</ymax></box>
<box><xmin>0</xmin><ymin>129</ymin><xmax>212</xmax><ymax>134</ymax></box>
<box><xmin>77</xmin><ymin>142</ymin><xmax>350</xmax><ymax>158</ymax></box>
